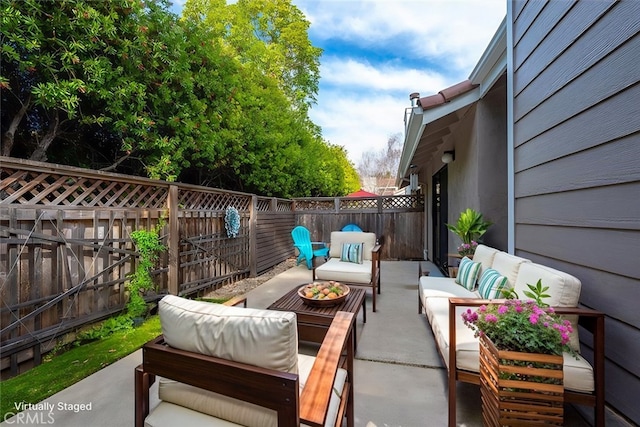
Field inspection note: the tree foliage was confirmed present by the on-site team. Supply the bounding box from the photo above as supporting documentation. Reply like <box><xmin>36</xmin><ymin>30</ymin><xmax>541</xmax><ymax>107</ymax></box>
<box><xmin>1</xmin><ymin>0</ymin><xmax>357</xmax><ymax>197</ymax></box>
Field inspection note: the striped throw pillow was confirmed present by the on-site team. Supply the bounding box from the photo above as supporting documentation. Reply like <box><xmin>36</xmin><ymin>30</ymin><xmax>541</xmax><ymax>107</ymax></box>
<box><xmin>478</xmin><ymin>268</ymin><xmax>510</xmax><ymax>299</ymax></box>
<box><xmin>340</xmin><ymin>242</ymin><xmax>364</xmax><ymax>264</ymax></box>
<box><xmin>454</xmin><ymin>257</ymin><xmax>481</xmax><ymax>290</ymax></box>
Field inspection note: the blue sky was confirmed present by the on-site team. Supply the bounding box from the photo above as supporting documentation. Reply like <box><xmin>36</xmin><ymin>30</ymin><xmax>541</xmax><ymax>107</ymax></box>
<box><xmin>169</xmin><ymin>0</ymin><xmax>506</xmax><ymax>166</ymax></box>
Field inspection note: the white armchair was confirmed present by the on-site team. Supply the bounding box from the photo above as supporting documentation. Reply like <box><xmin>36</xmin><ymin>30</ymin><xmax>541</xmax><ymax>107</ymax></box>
<box><xmin>313</xmin><ymin>231</ymin><xmax>382</xmax><ymax>312</ymax></box>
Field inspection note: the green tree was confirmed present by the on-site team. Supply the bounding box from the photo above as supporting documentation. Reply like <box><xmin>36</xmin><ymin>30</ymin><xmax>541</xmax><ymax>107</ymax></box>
<box><xmin>184</xmin><ymin>0</ymin><xmax>321</xmax><ymax>113</ymax></box>
<box><xmin>1</xmin><ymin>0</ymin><xmax>358</xmax><ymax>196</ymax></box>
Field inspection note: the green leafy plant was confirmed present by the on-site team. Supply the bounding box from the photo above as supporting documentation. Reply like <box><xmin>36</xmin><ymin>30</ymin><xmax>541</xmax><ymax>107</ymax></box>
<box><xmin>127</xmin><ymin>222</ymin><xmax>166</xmax><ymax>319</ymax></box>
<box><xmin>76</xmin><ymin>316</ymin><xmax>134</xmax><ymax>343</ymax></box>
<box><xmin>501</xmin><ymin>279</ymin><xmax>551</xmax><ymax>307</ymax></box>
<box><xmin>446</xmin><ymin>208</ymin><xmax>492</xmax><ymax>245</ymax></box>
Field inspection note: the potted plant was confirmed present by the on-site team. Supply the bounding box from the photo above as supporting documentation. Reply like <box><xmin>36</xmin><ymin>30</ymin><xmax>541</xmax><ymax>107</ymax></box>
<box><xmin>446</xmin><ymin>208</ymin><xmax>491</xmax><ymax>257</ymax></box>
<box><xmin>461</xmin><ymin>281</ymin><xmax>574</xmax><ymax>425</ymax></box>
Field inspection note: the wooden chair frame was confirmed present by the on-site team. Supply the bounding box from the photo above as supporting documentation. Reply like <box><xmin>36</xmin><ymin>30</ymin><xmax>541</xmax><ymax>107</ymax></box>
<box><xmin>135</xmin><ymin>311</ymin><xmax>355</xmax><ymax>427</ymax></box>
<box><xmin>446</xmin><ymin>298</ymin><xmax>605</xmax><ymax>427</ymax></box>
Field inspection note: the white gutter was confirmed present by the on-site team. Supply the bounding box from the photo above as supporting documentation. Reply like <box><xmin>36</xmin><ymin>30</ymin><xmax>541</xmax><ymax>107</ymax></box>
<box><xmin>469</xmin><ymin>17</ymin><xmax>507</xmax><ymax>98</ymax></box>
<box><xmin>396</xmin><ymin>106</ymin><xmax>425</xmax><ymax>186</ymax></box>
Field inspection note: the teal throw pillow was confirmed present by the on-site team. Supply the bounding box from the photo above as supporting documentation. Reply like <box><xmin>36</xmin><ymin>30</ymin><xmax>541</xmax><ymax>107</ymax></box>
<box><xmin>454</xmin><ymin>257</ymin><xmax>481</xmax><ymax>290</ymax></box>
<box><xmin>340</xmin><ymin>242</ymin><xmax>364</xmax><ymax>264</ymax></box>
<box><xmin>478</xmin><ymin>268</ymin><xmax>510</xmax><ymax>299</ymax></box>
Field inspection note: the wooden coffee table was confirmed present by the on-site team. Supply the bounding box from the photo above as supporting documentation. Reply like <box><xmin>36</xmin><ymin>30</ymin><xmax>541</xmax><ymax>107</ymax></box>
<box><xmin>267</xmin><ymin>286</ymin><xmax>366</xmax><ymax>346</ymax></box>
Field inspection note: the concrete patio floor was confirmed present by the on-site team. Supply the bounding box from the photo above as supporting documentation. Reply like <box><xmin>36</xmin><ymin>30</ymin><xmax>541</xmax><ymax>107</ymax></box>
<box><xmin>3</xmin><ymin>260</ymin><xmax>610</xmax><ymax>426</ymax></box>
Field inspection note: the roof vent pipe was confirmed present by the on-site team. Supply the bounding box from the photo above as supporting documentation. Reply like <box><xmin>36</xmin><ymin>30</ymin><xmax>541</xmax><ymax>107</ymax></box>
<box><xmin>409</xmin><ymin>92</ymin><xmax>420</xmax><ymax>107</ymax></box>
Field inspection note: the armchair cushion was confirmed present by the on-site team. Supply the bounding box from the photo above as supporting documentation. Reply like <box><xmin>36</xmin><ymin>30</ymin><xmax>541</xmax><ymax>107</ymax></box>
<box><xmin>328</xmin><ymin>231</ymin><xmax>376</xmax><ymax>261</ymax></box>
<box><xmin>315</xmin><ymin>258</ymin><xmax>373</xmax><ymax>284</ymax></box>
<box><xmin>159</xmin><ymin>295</ymin><xmax>298</xmax><ymax>374</ymax></box>
<box><xmin>156</xmin><ymin>354</ymin><xmax>348</xmax><ymax>427</ymax></box>
<box><xmin>145</xmin><ymin>402</ymin><xmax>241</xmax><ymax>426</ymax></box>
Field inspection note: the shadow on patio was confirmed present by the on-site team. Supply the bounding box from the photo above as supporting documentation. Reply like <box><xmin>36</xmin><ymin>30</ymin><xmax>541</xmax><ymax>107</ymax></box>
<box><xmin>2</xmin><ymin>261</ymin><xmax>594</xmax><ymax>426</ymax></box>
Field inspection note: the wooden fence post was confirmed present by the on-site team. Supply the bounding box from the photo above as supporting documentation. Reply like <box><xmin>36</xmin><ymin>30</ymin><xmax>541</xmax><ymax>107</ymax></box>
<box><xmin>249</xmin><ymin>195</ymin><xmax>257</xmax><ymax>277</ymax></box>
<box><xmin>167</xmin><ymin>185</ymin><xmax>179</xmax><ymax>295</ymax></box>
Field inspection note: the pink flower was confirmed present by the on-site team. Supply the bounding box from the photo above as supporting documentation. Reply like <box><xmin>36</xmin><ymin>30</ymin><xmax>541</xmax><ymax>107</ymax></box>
<box><xmin>529</xmin><ymin>314</ymin><xmax>539</xmax><ymax>324</ymax></box>
<box><xmin>485</xmin><ymin>314</ymin><xmax>498</xmax><ymax>323</ymax></box>
<box><xmin>498</xmin><ymin>305</ymin><xmax>508</xmax><ymax>315</ymax></box>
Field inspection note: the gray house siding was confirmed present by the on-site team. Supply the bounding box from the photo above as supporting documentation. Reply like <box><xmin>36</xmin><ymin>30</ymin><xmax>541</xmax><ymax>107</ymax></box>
<box><xmin>475</xmin><ymin>76</ymin><xmax>508</xmax><ymax>250</ymax></box>
<box><xmin>442</xmin><ymin>80</ymin><xmax>508</xmax><ymax>255</ymax></box>
<box><xmin>511</xmin><ymin>0</ymin><xmax>640</xmax><ymax>424</ymax></box>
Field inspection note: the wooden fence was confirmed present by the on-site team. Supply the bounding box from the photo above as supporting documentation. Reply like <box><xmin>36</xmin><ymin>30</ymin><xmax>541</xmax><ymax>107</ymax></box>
<box><xmin>0</xmin><ymin>158</ymin><xmax>293</xmax><ymax>378</ymax></box>
<box><xmin>294</xmin><ymin>195</ymin><xmax>425</xmax><ymax>260</ymax></box>
<box><xmin>0</xmin><ymin>158</ymin><xmax>423</xmax><ymax>378</ymax></box>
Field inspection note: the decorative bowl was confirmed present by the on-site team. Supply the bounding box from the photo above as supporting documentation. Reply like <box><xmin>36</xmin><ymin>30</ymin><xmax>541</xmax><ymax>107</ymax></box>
<box><xmin>298</xmin><ymin>281</ymin><xmax>350</xmax><ymax>307</ymax></box>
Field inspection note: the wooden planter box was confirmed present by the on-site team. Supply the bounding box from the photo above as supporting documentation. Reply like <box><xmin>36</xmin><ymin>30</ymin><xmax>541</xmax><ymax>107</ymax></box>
<box><xmin>479</xmin><ymin>334</ymin><xmax>564</xmax><ymax>426</ymax></box>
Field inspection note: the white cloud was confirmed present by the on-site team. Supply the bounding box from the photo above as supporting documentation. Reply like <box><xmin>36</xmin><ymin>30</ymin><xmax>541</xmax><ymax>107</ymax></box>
<box><xmin>299</xmin><ymin>0</ymin><xmax>505</xmax><ymax>70</ymax></box>
<box><xmin>296</xmin><ymin>0</ymin><xmax>506</xmax><ymax>165</ymax></box>
<box><xmin>309</xmin><ymin>89</ymin><xmax>408</xmax><ymax>166</ymax></box>
<box><xmin>320</xmin><ymin>57</ymin><xmax>448</xmax><ymax>92</ymax></box>
<box><xmin>310</xmin><ymin>56</ymin><xmax>452</xmax><ymax>164</ymax></box>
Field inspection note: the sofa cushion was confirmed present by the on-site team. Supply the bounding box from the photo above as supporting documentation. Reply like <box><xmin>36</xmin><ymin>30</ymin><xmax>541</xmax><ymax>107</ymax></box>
<box><xmin>513</xmin><ymin>262</ymin><xmax>582</xmax><ymax>351</ymax></box>
<box><xmin>513</xmin><ymin>262</ymin><xmax>581</xmax><ymax>308</ymax></box>
<box><xmin>419</xmin><ymin>276</ymin><xmax>479</xmax><ymax>300</ymax></box>
<box><xmin>328</xmin><ymin>231</ymin><xmax>376</xmax><ymax>261</ymax></box>
<box><xmin>154</xmin><ymin>354</ymin><xmax>347</xmax><ymax>427</ymax></box>
<box><xmin>477</xmin><ymin>268</ymin><xmax>510</xmax><ymax>299</ymax></box>
<box><xmin>490</xmin><ymin>252</ymin><xmax>530</xmax><ymax>287</ymax></box>
<box><xmin>315</xmin><ymin>257</ymin><xmax>372</xmax><ymax>284</ymax></box>
<box><xmin>340</xmin><ymin>242</ymin><xmax>364</xmax><ymax>264</ymax></box>
<box><xmin>159</xmin><ymin>295</ymin><xmax>298</xmax><ymax>374</ymax></box>
<box><xmin>455</xmin><ymin>257</ymin><xmax>481</xmax><ymax>291</ymax></box>
<box><xmin>472</xmin><ymin>244</ymin><xmax>499</xmax><ymax>275</ymax></box>
<box><xmin>423</xmin><ymin>297</ymin><xmax>481</xmax><ymax>372</ymax></box>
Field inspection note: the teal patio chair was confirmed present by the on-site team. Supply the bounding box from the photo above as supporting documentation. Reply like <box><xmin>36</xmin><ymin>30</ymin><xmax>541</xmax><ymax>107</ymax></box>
<box><xmin>291</xmin><ymin>226</ymin><xmax>330</xmax><ymax>269</ymax></box>
<box><xmin>341</xmin><ymin>223</ymin><xmax>363</xmax><ymax>232</ymax></box>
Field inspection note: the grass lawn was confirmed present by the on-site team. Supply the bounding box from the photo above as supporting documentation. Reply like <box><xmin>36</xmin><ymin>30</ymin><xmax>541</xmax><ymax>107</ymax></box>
<box><xmin>1</xmin><ymin>316</ymin><xmax>162</xmax><ymax>420</ymax></box>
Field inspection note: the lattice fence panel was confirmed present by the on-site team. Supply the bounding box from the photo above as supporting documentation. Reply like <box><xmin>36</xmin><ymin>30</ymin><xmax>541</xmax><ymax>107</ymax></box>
<box><xmin>178</xmin><ymin>190</ymin><xmax>251</xmax><ymax>212</ymax></box>
<box><xmin>276</xmin><ymin>199</ymin><xmax>293</xmax><ymax>212</ymax></box>
<box><xmin>382</xmin><ymin>195</ymin><xmax>424</xmax><ymax>210</ymax></box>
<box><xmin>340</xmin><ymin>198</ymin><xmax>378</xmax><ymax>210</ymax></box>
<box><xmin>293</xmin><ymin>199</ymin><xmax>335</xmax><ymax>211</ymax></box>
<box><xmin>0</xmin><ymin>168</ymin><xmax>168</xmax><ymax>208</ymax></box>
<box><xmin>256</xmin><ymin>198</ymin><xmax>272</xmax><ymax>212</ymax></box>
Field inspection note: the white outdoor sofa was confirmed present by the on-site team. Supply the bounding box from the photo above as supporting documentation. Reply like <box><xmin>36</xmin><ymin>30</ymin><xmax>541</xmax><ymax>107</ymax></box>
<box><xmin>418</xmin><ymin>244</ymin><xmax>605</xmax><ymax>426</ymax></box>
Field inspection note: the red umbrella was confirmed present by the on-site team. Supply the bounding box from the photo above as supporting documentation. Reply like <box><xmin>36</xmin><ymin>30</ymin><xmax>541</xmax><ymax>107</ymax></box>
<box><xmin>346</xmin><ymin>189</ymin><xmax>378</xmax><ymax>197</ymax></box>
